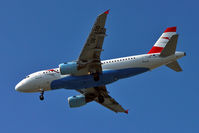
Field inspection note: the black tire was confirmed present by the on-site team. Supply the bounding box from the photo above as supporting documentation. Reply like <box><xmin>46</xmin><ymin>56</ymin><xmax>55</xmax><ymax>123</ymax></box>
<box><xmin>93</xmin><ymin>73</ymin><xmax>100</xmax><ymax>81</ymax></box>
<box><xmin>98</xmin><ymin>95</ymin><xmax>104</xmax><ymax>103</ymax></box>
<box><xmin>40</xmin><ymin>95</ymin><xmax>44</xmax><ymax>101</ymax></box>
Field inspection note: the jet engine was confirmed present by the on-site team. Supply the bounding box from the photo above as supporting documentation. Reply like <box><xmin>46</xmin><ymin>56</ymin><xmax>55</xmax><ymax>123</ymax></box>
<box><xmin>68</xmin><ymin>94</ymin><xmax>87</xmax><ymax>108</ymax></box>
<box><xmin>59</xmin><ymin>61</ymin><xmax>78</xmax><ymax>75</ymax></box>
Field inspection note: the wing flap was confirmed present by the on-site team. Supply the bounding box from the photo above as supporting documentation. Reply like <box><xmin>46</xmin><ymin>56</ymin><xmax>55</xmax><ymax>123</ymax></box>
<box><xmin>77</xmin><ymin>86</ymin><xmax>127</xmax><ymax>113</ymax></box>
<box><xmin>76</xmin><ymin>10</ymin><xmax>109</xmax><ymax>75</ymax></box>
<box><xmin>95</xmin><ymin>94</ymin><xmax>126</xmax><ymax>113</ymax></box>
<box><xmin>78</xmin><ymin>11</ymin><xmax>108</xmax><ymax>62</ymax></box>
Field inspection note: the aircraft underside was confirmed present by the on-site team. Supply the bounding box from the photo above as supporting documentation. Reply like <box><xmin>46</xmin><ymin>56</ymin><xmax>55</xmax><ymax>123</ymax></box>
<box><xmin>51</xmin><ymin>67</ymin><xmax>149</xmax><ymax>90</ymax></box>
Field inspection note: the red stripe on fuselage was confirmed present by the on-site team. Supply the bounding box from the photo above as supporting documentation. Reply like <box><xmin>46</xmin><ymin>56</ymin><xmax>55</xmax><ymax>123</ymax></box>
<box><xmin>48</xmin><ymin>69</ymin><xmax>59</xmax><ymax>73</ymax></box>
<box><xmin>148</xmin><ymin>46</ymin><xmax>164</xmax><ymax>54</ymax></box>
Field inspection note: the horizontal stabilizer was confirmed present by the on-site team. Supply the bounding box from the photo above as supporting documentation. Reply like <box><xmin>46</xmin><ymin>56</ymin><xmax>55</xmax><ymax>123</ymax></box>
<box><xmin>166</xmin><ymin>61</ymin><xmax>182</xmax><ymax>72</ymax></box>
<box><xmin>160</xmin><ymin>34</ymin><xmax>178</xmax><ymax>57</ymax></box>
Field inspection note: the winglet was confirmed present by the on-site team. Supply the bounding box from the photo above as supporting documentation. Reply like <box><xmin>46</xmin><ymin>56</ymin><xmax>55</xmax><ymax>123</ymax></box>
<box><xmin>104</xmin><ymin>9</ymin><xmax>110</xmax><ymax>14</ymax></box>
<box><xmin>124</xmin><ymin>109</ymin><xmax>129</xmax><ymax>114</ymax></box>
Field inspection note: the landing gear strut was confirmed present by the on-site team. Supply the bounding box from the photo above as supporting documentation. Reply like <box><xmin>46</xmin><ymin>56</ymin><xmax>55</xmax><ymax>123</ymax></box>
<box><xmin>93</xmin><ymin>72</ymin><xmax>100</xmax><ymax>81</ymax></box>
<box><xmin>39</xmin><ymin>91</ymin><xmax>44</xmax><ymax>101</ymax></box>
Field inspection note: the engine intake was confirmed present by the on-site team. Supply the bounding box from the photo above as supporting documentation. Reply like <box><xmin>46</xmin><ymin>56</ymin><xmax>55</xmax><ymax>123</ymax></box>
<box><xmin>59</xmin><ymin>61</ymin><xmax>78</xmax><ymax>75</ymax></box>
<box><xmin>68</xmin><ymin>94</ymin><xmax>87</xmax><ymax>108</ymax></box>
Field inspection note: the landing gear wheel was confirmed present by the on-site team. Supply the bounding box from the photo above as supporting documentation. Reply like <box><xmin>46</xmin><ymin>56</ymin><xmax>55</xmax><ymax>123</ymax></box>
<box><xmin>40</xmin><ymin>95</ymin><xmax>44</xmax><ymax>101</ymax></box>
<box><xmin>39</xmin><ymin>91</ymin><xmax>44</xmax><ymax>101</ymax></box>
<box><xmin>98</xmin><ymin>95</ymin><xmax>104</xmax><ymax>103</ymax></box>
<box><xmin>93</xmin><ymin>73</ymin><xmax>100</xmax><ymax>81</ymax></box>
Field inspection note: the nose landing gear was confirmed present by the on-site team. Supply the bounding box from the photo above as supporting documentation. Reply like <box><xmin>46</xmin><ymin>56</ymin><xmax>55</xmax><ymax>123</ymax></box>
<box><xmin>39</xmin><ymin>91</ymin><xmax>44</xmax><ymax>101</ymax></box>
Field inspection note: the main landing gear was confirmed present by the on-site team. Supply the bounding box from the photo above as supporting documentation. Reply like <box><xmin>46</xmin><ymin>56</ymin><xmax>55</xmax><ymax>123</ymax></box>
<box><xmin>98</xmin><ymin>95</ymin><xmax>104</xmax><ymax>103</ymax></box>
<box><xmin>93</xmin><ymin>72</ymin><xmax>100</xmax><ymax>81</ymax></box>
<box><xmin>39</xmin><ymin>91</ymin><xmax>44</xmax><ymax>101</ymax></box>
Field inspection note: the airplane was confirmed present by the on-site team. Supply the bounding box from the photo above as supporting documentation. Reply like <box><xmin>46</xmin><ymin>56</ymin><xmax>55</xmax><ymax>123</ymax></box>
<box><xmin>15</xmin><ymin>10</ymin><xmax>185</xmax><ymax>114</ymax></box>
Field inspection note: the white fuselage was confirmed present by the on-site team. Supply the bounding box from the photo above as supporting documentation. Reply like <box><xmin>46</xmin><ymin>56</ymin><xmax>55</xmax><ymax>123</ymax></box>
<box><xmin>15</xmin><ymin>52</ymin><xmax>185</xmax><ymax>93</ymax></box>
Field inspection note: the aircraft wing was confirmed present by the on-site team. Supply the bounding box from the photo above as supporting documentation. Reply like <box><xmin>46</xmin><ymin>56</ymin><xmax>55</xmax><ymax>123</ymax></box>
<box><xmin>76</xmin><ymin>10</ymin><xmax>109</xmax><ymax>75</ymax></box>
<box><xmin>77</xmin><ymin>86</ymin><xmax>128</xmax><ymax>114</ymax></box>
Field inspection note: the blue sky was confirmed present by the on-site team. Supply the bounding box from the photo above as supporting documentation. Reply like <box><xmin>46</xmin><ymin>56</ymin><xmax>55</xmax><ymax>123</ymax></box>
<box><xmin>0</xmin><ymin>0</ymin><xmax>198</xmax><ymax>133</ymax></box>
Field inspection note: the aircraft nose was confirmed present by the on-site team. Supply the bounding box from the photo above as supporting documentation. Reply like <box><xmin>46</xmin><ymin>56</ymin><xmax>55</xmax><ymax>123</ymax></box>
<box><xmin>15</xmin><ymin>82</ymin><xmax>23</xmax><ymax>92</ymax></box>
<box><xmin>15</xmin><ymin>81</ymin><xmax>27</xmax><ymax>92</ymax></box>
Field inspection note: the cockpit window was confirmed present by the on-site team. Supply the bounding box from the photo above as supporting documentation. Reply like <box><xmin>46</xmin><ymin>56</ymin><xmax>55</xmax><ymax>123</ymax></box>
<box><xmin>26</xmin><ymin>76</ymin><xmax>30</xmax><ymax>78</ymax></box>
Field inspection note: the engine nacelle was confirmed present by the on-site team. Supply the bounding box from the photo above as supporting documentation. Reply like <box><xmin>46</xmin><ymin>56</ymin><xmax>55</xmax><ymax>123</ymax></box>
<box><xmin>59</xmin><ymin>61</ymin><xmax>78</xmax><ymax>75</ymax></box>
<box><xmin>68</xmin><ymin>94</ymin><xmax>87</xmax><ymax>108</ymax></box>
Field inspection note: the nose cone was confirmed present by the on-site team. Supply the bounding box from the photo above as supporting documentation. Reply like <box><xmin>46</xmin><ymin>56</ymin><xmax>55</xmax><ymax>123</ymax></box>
<box><xmin>15</xmin><ymin>78</ymin><xmax>40</xmax><ymax>93</ymax></box>
<box><xmin>15</xmin><ymin>81</ymin><xmax>26</xmax><ymax>92</ymax></box>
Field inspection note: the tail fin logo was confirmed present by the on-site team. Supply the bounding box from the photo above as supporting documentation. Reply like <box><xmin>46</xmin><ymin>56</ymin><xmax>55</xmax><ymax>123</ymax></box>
<box><xmin>148</xmin><ymin>27</ymin><xmax>176</xmax><ymax>54</ymax></box>
<box><xmin>162</xmin><ymin>37</ymin><xmax>170</xmax><ymax>40</ymax></box>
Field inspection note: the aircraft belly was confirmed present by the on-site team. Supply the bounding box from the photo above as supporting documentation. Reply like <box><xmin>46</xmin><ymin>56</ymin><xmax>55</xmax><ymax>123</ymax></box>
<box><xmin>50</xmin><ymin>67</ymin><xmax>149</xmax><ymax>90</ymax></box>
